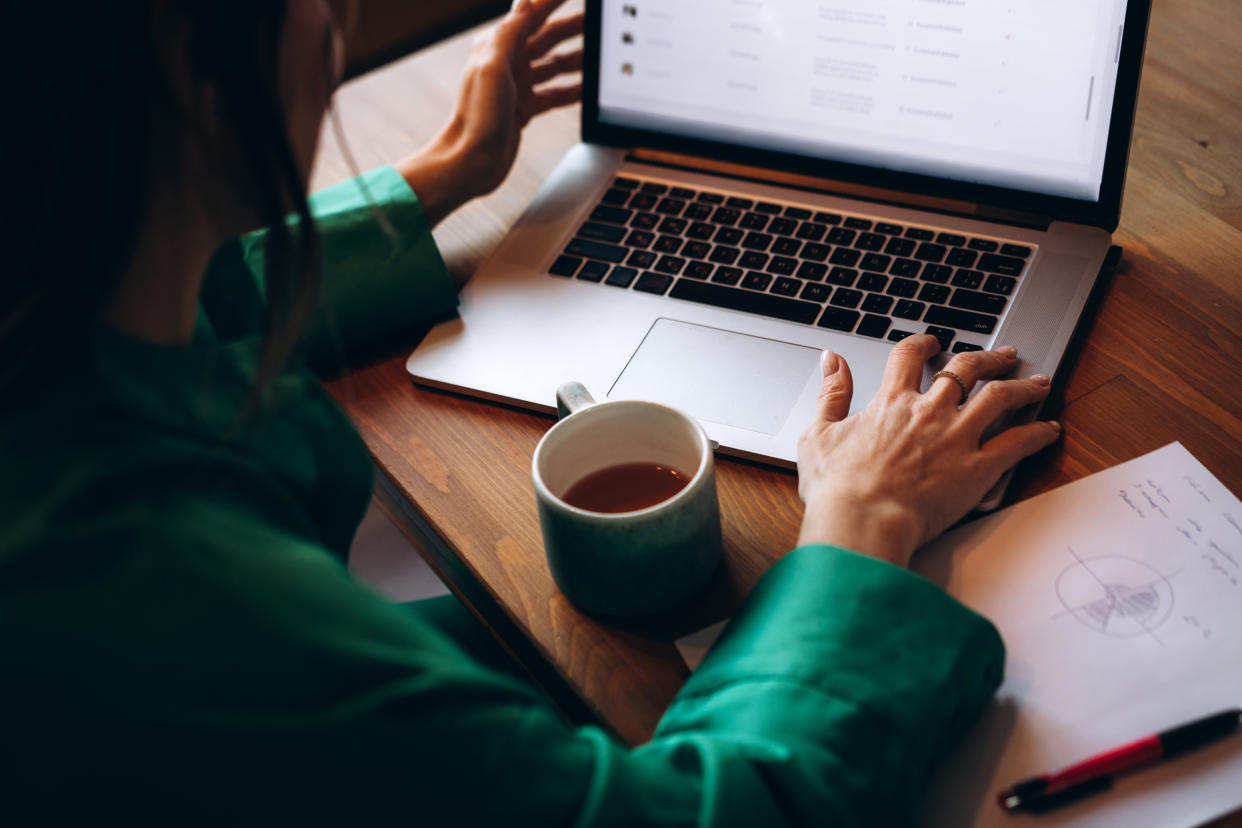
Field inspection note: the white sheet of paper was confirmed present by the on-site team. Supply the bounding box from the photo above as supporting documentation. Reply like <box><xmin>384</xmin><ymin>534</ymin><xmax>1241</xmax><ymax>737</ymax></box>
<box><xmin>675</xmin><ymin>443</ymin><xmax>1242</xmax><ymax>826</ymax></box>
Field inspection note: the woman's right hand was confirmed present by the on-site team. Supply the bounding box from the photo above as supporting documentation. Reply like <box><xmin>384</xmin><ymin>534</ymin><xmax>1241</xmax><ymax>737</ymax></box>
<box><xmin>795</xmin><ymin>335</ymin><xmax>1061</xmax><ymax>568</ymax></box>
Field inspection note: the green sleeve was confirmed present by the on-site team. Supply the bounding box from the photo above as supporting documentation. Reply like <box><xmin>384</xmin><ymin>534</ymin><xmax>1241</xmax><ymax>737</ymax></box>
<box><xmin>22</xmin><ymin>516</ymin><xmax>1001</xmax><ymax>824</ymax></box>
<box><xmin>201</xmin><ymin>166</ymin><xmax>457</xmax><ymax>371</ymax></box>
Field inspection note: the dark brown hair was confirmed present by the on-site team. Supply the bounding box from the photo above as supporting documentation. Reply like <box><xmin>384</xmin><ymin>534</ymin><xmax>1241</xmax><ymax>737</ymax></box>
<box><xmin>1</xmin><ymin>1</ymin><xmax>319</xmax><ymax>392</ymax></box>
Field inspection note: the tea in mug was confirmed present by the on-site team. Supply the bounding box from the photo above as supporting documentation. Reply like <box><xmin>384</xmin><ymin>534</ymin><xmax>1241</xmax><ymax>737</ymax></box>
<box><xmin>561</xmin><ymin>463</ymin><xmax>691</xmax><ymax>513</ymax></box>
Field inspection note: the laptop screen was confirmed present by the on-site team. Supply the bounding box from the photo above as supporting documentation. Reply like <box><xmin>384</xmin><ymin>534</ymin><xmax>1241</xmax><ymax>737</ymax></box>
<box><xmin>597</xmin><ymin>1</ymin><xmax>1129</xmax><ymax>204</ymax></box>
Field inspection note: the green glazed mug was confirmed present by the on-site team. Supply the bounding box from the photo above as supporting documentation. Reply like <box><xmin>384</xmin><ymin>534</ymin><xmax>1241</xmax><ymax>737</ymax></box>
<box><xmin>531</xmin><ymin>382</ymin><xmax>723</xmax><ymax>617</ymax></box>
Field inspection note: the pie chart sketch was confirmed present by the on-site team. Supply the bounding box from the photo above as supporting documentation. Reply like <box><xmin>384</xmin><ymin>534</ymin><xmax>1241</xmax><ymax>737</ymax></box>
<box><xmin>1054</xmin><ymin>552</ymin><xmax>1174</xmax><ymax>640</ymax></box>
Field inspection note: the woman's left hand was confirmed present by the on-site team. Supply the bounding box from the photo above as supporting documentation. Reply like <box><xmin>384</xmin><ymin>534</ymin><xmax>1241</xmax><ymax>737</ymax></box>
<box><xmin>397</xmin><ymin>0</ymin><xmax>584</xmax><ymax>227</ymax></box>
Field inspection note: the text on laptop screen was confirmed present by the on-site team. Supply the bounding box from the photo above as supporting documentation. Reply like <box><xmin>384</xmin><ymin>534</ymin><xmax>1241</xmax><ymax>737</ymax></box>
<box><xmin>598</xmin><ymin>0</ymin><xmax>1128</xmax><ymax>202</ymax></box>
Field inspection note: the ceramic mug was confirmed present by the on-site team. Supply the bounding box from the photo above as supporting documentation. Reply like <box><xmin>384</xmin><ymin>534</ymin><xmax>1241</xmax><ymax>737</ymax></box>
<box><xmin>531</xmin><ymin>383</ymin><xmax>723</xmax><ymax>617</ymax></box>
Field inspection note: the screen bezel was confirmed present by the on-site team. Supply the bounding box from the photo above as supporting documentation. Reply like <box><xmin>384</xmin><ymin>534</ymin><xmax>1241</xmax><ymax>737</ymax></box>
<box><xmin>582</xmin><ymin>0</ymin><xmax>1151</xmax><ymax>231</ymax></box>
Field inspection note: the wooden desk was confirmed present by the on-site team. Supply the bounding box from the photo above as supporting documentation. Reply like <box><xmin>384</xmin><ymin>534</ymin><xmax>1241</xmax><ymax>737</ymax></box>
<box><xmin>315</xmin><ymin>0</ymin><xmax>1242</xmax><ymax>820</ymax></box>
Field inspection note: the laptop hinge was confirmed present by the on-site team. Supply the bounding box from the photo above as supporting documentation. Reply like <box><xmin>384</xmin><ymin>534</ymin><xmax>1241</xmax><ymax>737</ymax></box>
<box><xmin>628</xmin><ymin>148</ymin><xmax>1054</xmax><ymax>231</ymax></box>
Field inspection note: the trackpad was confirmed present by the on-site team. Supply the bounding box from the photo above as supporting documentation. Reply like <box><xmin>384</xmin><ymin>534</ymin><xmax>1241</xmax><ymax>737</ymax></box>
<box><xmin>607</xmin><ymin>319</ymin><xmax>821</xmax><ymax>435</ymax></box>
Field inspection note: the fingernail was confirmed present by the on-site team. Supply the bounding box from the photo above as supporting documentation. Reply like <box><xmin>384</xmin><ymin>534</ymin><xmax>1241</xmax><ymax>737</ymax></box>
<box><xmin>822</xmin><ymin>350</ymin><xmax>840</xmax><ymax>376</ymax></box>
<box><xmin>1048</xmin><ymin>420</ymin><xmax>1062</xmax><ymax>432</ymax></box>
<box><xmin>1032</xmin><ymin>374</ymin><xmax>1051</xmax><ymax>385</ymax></box>
<box><xmin>998</xmin><ymin>345</ymin><xmax>1018</xmax><ymax>358</ymax></box>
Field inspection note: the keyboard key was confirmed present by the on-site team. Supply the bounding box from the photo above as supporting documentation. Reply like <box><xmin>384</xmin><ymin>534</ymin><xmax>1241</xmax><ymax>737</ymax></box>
<box><xmin>657</xmin><ymin>198</ymin><xmax>687</xmax><ymax>215</ymax></box>
<box><xmin>772</xmin><ymin>277</ymin><xmax>803</xmax><ymax>297</ymax></box>
<box><xmin>828</xmin><ymin>227</ymin><xmax>856</xmax><ymax>245</ymax></box>
<box><xmin>801</xmin><ymin>282</ymin><xmax>831</xmax><ymax>302</ymax></box>
<box><xmin>658</xmin><ymin>217</ymin><xmax>687</xmax><ymax>235</ymax></box>
<box><xmin>631</xmin><ymin>212</ymin><xmax>659</xmax><ymax>230</ymax></box>
<box><xmin>968</xmin><ymin>238</ymin><xmax>999</xmax><ymax>252</ymax></box>
<box><xmin>905</xmin><ymin>228</ymin><xmax>935</xmax><ymax>241</ymax></box>
<box><xmin>635</xmin><ymin>273</ymin><xmax>673</xmax><ymax>295</ymax></box>
<box><xmin>726</xmin><ymin>196</ymin><xmax>755</xmax><ymax>209</ymax></box>
<box><xmin>670</xmin><ymin>186</ymin><xmax>696</xmax><ymax>199</ymax></box>
<box><xmin>629</xmin><ymin>193</ymin><xmax>658</xmax><ymax>211</ymax></box>
<box><xmin>784</xmin><ymin>207</ymin><xmax>812</xmax><ymax>220</ymax></box>
<box><xmin>983</xmin><ymin>274</ymin><xmax>1016</xmax><ymax>295</ymax></box>
<box><xmin>797</xmin><ymin>261</ymin><xmax>828</xmax><ymax>282</ymax></box>
<box><xmin>653</xmin><ymin>235</ymin><xmax>683</xmax><ymax>254</ymax></box>
<box><xmin>921</xmin><ymin>264</ymin><xmax>953</xmax><ymax>284</ymax></box>
<box><xmin>1001</xmin><ymin>243</ymin><xmax>1032</xmax><ymax>258</ymax></box>
<box><xmin>740</xmin><ymin>212</ymin><xmax>771</xmax><ymax>230</ymax></box>
<box><xmin>698</xmin><ymin>192</ymin><xmax>725</xmax><ymax>204</ymax></box>
<box><xmin>769</xmin><ymin>218</ymin><xmax>798</xmax><ymax>236</ymax></box>
<box><xmin>915</xmin><ymin>242</ymin><xmax>948</xmax><ymax>263</ymax></box>
<box><xmin>857</xmin><ymin>314</ymin><xmax>891</xmax><ymax>338</ymax></box>
<box><xmin>874</xmin><ymin>222</ymin><xmax>904</xmax><ymax>235</ymax></box>
<box><xmin>550</xmin><ymin>255</ymin><xmax>581</xmax><ymax>277</ymax></box>
<box><xmin>742</xmin><ymin>232</ymin><xmax>774</xmax><ymax>251</ymax></box>
<box><xmin>711</xmin><ymin>207</ymin><xmax>742</xmax><ymax>226</ymax></box>
<box><xmin>888</xmin><ymin>329</ymin><xmax>915</xmax><ymax>342</ymax></box>
<box><xmin>827</xmin><ymin>267</ymin><xmax>858</xmax><ymax>287</ymax></box>
<box><xmin>918</xmin><ymin>283</ymin><xmax>951</xmax><ymax>304</ymax></box>
<box><xmin>712</xmin><ymin>266</ymin><xmax>743</xmax><ymax>285</ymax></box>
<box><xmin>655</xmin><ymin>255</ymin><xmax>686</xmax><ymax>275</ymax></box>
<box><xmin>709</xmin><ymin>246</ymin><xmax>741</xmax><ymax>265</ymax></box>
<box><xmin>890</xmin><ymin>259</ymin><xmax>922</xmax><ymax>278</ymax></box>
<box><xmin>591</xmin><ymin>205</ymin><xmax>632</xmax><ymax>225</ymax></box>
<box><xmin>951</xmin><ymin>269</ymin><xmax>984</xmax><ymax>289</ymax></box>
<box><xmin>687</xmin><ymin>221</ymin><xmax>716</xmax><ymax>240</ymax></box>
<box><xmin>830</xmin><ymin>289</ymin><xmax>863</xmax><ymax>309</ymax></box>
<box><xmin>817</xmin><ymin>307</ymin><xmax>861</xmax><ymax>332</ymax></box>
<box><xmin>578</xmin><ymin>261</ymin><xmax>609</xmax><ymax>282</ymax></box>
<box><xmin>860</xmin><ymin>253</ymin><xmax>891</xmax><ymax>272</ymax></box>
<box><xmin>844</xmin><ymin>217</ymin><xmax>873</xmax><ymax>230</ymax></box>
<box><xmin>613</xmin><ymin>177</ymin><xmax>639</xmax><ymax>190</ymax></box>
<box><xmin>670</xmin><ymin>279</ymin><xmax>821</xmax><ymax>324</ymax></box>
<box><xmin>796</xmin><ymin>222</ymin><xmax>828</xmax><ymax>242</ymax></box>
<box><xmin>625</xmin><ymin>231</ymin><xmax>655</xmax><ymax>249</ymax></box>
<box><xmin>887</xmin><ymin>278</ymin><xmax>919</xmax><ymax>298</ymax></box>
<box><xmin>772</xmin><ymin>238</ymin><xmax>802</xmax><ymax>256</ymax></box>
<box><xmin>743</xmin><ymin>271</ymin><xmax>778</xmax><ymax>294</ymax></box>
<box><xmin>567</xmin><ymin>238</ymin><xmax>628</xmax><ymax>263</ymax></box>
<box><xmin>683</xmin><ymin>241</ymin><xmax>711</xmax><ymax>260</ymax></box>
<box><xmin>885</xmin><ymin>237</ymin><xmax>917</xmax><ymax>257</ymax></box>
<box><xmin>684</xmin><ymin>261</ymin><xmax>713</xmax><ymax>280</ymax></box>
<box><xmin>829</xmin><ymin>248</ymin><xmax>862</xmax><ymax>267</ymax></box>
<box><xmin>894</xmin><ymin>300</ymin><xmax>926</xmax><ymax>320</ymax></box>
<box><xmin>605</xmin><ymin>267</ymin><xmax>638</xmax><ymax>287</ymax></box>
<box><xmin>859</xmin><ymin>272</ymin><xmax>888</xmax><ymax>292</ymax></box>
<box><xmin>946</xmin><ymin>248</ymin><xmax>978</xmax><ymax>268</ymax></box>
<box><xmin>952</xmin><ymin>342</ymin><xmax>983</xmax><ymax>353</ymax></box>
<box><xmin>802</xmin><ymin>243</ymin><xmax>830</xmax><ymax>261</ymax></box>
<box><xmin>976</xmin><ymin>253</ymin><xmax>1026</xmax><ymax>276</ymax></box>
<box><xmin>936</xmin><ymin>233</ymin><xmax>967</xmax><ymax>247</ymax></box>
<box><xmin>739</xmin><ymin>251</ymin><xmax>769</xmax><ymax>270</ymax></box>
<box><xmin>627</xmin><ymin>250</ymin><xmax>658</xmax><ymax>269</ymax></box>
<box><xmin>601</xmin><ymin>188</ymin><xmax>630</xmax><ymax>206</ymax></box>
<box><xmin>641</xmin><ymin>182</ymin><xmax>668</xmax><ymax>194</ymax></box>
<box><xmin>950</xmin><ymin>288</ymin><xmax>1007</xmax><ymax>315</ymax></box>
<box><xmin>856</xmin><ymin>232</ymin><xmax>886</xmax><ymax>252</ymax></box>
<box><xmin>924</xmin><ymin>305</ymin><xmax>998</xmax><ymax>334</ymax></box>
<box><xmin>862</xmin><ymin>293</ymin><xmax>893</xmax><ymax>314</ymax></box>
<box><xmin>814</xmin><ymin>211</ymin><xmax>843</xmax><ymax>225</ymax></box>
<box><xmin>767</xmin><ymin>257</ymin><xmax>798</xmax><ymax>276</ymax></box>
<box><xmin>925</xmin><ymin>326</ymin><xmax>955</xmax><ymax>350</ymax></box>
<box><xmin>715</xmin><ymin>227</ymin><xmax>744</xmax><ymax>245</ymax></box>
<box><xmin>756</xmin><ymin>201</ymin><xmax>784</xmax><ymax>215</ymax></box>
<box><xmin>684</xmin><ymin>202</ymin><xmax>714</xmax><ymax>221</ymax></box>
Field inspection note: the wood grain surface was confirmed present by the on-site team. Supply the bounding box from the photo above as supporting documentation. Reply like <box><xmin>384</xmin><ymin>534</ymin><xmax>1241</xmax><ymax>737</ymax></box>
<box><xmin>315</xmin><ymin>0</ymin><xmax>1242</xmax><ymax>820</ymax></box>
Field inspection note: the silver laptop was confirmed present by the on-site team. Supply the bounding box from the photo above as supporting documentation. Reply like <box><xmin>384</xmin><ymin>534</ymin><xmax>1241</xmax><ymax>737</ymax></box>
<box><xmin>408</xmin><ymin>0</ymin><xmax>1151</xmax><ymax>507</ymax></box>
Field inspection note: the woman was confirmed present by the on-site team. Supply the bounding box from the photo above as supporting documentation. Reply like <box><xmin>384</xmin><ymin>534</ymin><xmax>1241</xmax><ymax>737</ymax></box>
<box><xmin>0</xmin><ymin>0</ymin><xmax>1060</xmax><ymax>823</ymax></box>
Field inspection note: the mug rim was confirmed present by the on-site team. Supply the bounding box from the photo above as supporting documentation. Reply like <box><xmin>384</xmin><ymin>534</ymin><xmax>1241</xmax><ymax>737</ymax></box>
<box><xmin>531</xmin><ymin>399</ymin><xmax>713</xmax><ymax>521</ymax></box>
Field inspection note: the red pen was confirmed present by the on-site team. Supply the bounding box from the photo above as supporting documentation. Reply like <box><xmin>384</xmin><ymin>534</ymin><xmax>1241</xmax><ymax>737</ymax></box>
<box><xmin>999</xmin><ymin>708</ymin><xmax>1242</xmax><ymax>814</ymax></box>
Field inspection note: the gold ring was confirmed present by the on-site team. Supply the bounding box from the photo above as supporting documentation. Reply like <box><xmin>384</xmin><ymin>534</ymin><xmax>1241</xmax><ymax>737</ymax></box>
<box><xmin>932</xmin><ymin>369</ymin><xmax>970</xmax><ymax>405</ymax></box>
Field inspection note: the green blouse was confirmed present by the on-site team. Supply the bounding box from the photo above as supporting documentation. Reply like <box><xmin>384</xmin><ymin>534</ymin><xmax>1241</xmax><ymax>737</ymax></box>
<box><xmin>0</xmin><ymin>167</ymin><xmax>1003</xmax><ymax>824</ymax></box>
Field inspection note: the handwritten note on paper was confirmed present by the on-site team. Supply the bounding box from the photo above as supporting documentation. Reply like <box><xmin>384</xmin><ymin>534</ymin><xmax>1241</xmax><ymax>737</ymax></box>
<box><xmin>918</xmin><ymin>443</ymin><xmax>1242</xmax><ymax>828</ymax></box>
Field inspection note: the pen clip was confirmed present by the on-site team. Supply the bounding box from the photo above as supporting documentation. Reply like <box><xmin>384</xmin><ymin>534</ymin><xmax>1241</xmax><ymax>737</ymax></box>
<box><xmin>1002</xmin><ymin>776</ymin><xmax>1113</xmax><ymax>814</ymax></box>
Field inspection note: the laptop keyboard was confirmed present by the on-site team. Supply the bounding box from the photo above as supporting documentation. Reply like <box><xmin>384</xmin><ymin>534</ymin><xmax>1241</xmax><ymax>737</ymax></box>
<box><xmin>548</xmin><ymin>177</ymin><xmax>1034</xmax><ymax>353</ymax></box>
